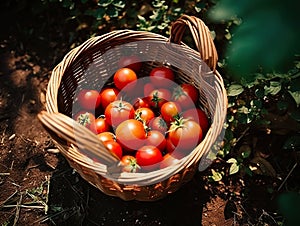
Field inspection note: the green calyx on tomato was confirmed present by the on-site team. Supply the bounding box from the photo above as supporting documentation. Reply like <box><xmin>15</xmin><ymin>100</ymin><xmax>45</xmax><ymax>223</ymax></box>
<box><xmin>168</xmin><ymin>117</ymin><xmax>203</xmax><ymax>152</ymax></box>
<box><xmin>118</xmin><ymin>155</ymin><xmax>140</xmax><ymax>173</ymax></box>
<box><xmin>76</xmin><ymin>112</ymin><xmax>93</xmax><ymax>127</ymax></box>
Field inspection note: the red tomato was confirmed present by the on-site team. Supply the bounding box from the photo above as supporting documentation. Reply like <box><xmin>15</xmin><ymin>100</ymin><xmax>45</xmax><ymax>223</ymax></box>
<box><xmin>148</xmin><ymin>88</ymin><xmax>171</xmax><ymax>108</ymax></box>
<box><xmin>136</xmin><ymin>145</ymin><xmax>163</xmax><ymax>168</ymax></box>
<box><xmin>97</xmin><ymin>132</ymin><xmax>115</xmax><ymax>143</ymax></box>
<box><xmin>172</xmin><ymin>84</ymin><xmax>199</xmax><ymax>110</ymax></box>
<box><xmin>145</xmin><ymin>130</ymin><xmax>166</xmax><ymax>152</ymax></box>
<box><xmin>150</xmin><ymin>67</ymin><xmax>175</xmax><ymax>88</ymax></box>
<box><xmin>104</xmin><ymin>100</ymin><xmax>135</xmax><ymax>127</ymax></box>
<box><xmin>74</xmin><ymin>111</ymin><xmax>96</xmax><ymax>133</ymax></box>
<box><xmin>160</xmin><ymin>101</ymin><xmax>181</xmax><ymax>124</ymax></box>
<box><xmin>149</xmin><ymin>116</ymin><xmax>168</xmax><ymax>134</ymax></box>
<box><xmin>165</xmin><ymin>137</ymin><xmax>186</xmax><ymax>159</ymax></box>
<box><xmin>100</xmin><ymin>88</ymin><xmax>119</xmax><ymax>110</ymax></box>
<box><xmin>133</xmin><ymin>97</ymin><xmax>150</xmax><ymax>109</ymax></box>
<box><xmin>169</xmin><ymin>118</ymin><xmax>203</xmax><ymax>154</ymax></box>
<box><xmin>77</xmin><ymin>89</ymin><xmax>101</xmax><ymax>110</ymax></box>
<box><xmin>115</xmin><ymin>119</ymin><xmax>146</xmax><ymax>152</ymax></box>
<box><xmin>118</xmin><ymin>55</ymin><xmax>142</xmax><ymax>73</ymax></box>
<box><xmin>103</xmin><ymin>140</ymin><xmax>122</xmax><ymax>159</ymax></box>
<box><xmin>182</xmin><ymin>108</ymin><xmax>209</xmax><ymax>134</ymax></box>
<box><xmin>143</xmin><ymin>82</ymin><xmax>155</xmax><ymax>96</ymax></box>
<box><xmin>113</xmin><ymin>68</ymin><xmax>137</xmax><ymax>90</ymax></box>
<box><xmin>119</xmin><ymin>155</ymin><xmax>140</xmax><ymax>173</ymax></box>
<box><xmin>135</xmin><ymin>107</ymin><xmax>155</xmax><ymax>125</ymax></box>
<box><xmin>94</xmin><ymin>117</ymin><xmax>110</xmax><ymax>134</ymax></box>
<box><xmin>160</xmin><ymin>153</ymin><xmax>180</xmax><ymax>169</ymax></box>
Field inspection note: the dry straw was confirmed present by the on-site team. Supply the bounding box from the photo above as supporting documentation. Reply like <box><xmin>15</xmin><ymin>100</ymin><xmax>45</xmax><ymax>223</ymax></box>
<box><xmin>38</xmin><ymin>15</ymin><xmax>227</xmax><ymax>201</ymax></box>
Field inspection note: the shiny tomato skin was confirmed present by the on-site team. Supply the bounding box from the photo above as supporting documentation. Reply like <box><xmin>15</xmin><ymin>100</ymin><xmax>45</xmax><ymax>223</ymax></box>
<box><xmin>136</xmin><ymin>145</ymin><xmax>163</xmax><ymax>167</ymax></box>
<box><xmin>133</xmin><ymin>97</ymin><xmax>151</xmax><ymax>109</ymax></box>
<box><xmin>74</xmin><ymin>111</ymin><xmax>96</xmax><ymax>133</ymax></box>
<box><xmin>135</xmin><ymin>107</ymin><xmax>155</xmax><ymax>125</ymax></box>
<box><xmin>100</xmin><ymin>88</ymin><xmax>119</xmax><ymax>110</ymax></box>
<box><xmin>182</xmin><ymin>108</ymin><xmax>209</xmax><ymax>134</ymax></box>
<box><xmin>172</xmin><ymin>84</ymin><xmax>199</xmax><ymax>110</ymax></box>
<box><xmin>77</xmin><ymin>89</ymin><xmax>101</xmax><ymax>110</ymax></box>
<box><xmin>104</xmin><ymin>100</ymin><xmax>135</xmax><ymax>127</ymax></box>
<box><xmin>118</xmin><ymin>55</ymin><xmax>142</xmax><ymax>73</ymax></box>
<box><xmin>120</xmin><ymin>155</ymin><xmax>140</xmax><ymax>173</ymax></box>
<box><xmin>169</xmin><ymin>119</ymin><xmax>203</xmax><ymax>153</ymax></box>
<box><xmin>143</xmin><ymin>82</ymin><xmax>155</xmax><ymax>97</ymax></box>
<box><xmin>114</xmin><ymin>68</ymin><xmax>137</xmax><ymax>90</ymax></box>
<box><xmin>103</xmin><ymin>140</ymin><xmax>122</xmax><ymax>159</ymax></box>
<box><xmin>150</xmin><ymin>67</ymin><xmax>175</xmax><ymax>88</ymax></box>
<box><xmin>148</xmin><ymin>116</ymin><xmax>168</xmax><ymax>134</ymax></box>
<box><xmin>115</xmin><ymin>119</ymin><xmax>146</xmax><ymax>152</ymax></box>
<box><xmin>97</xmin><ymin>132</ymin><xmax>115</xmax><ymax>143</ymax></box>
<box><xmin>94</xmin><ymin>117</ymin><xmax>110</xmax><ymax>134</ymax></box>
<box><xmin>160</xmin><ymin>101</ymin><xmax>181</xmax><ymax>124</ymax></box>
<box><xmin>148</xmin><ymin>88</ymin><xmax>172</xmax><ymax>108</ymax></box>
<box><xmin>145</xmin><ymin>130</ymin><xmax>166</xmax><ymax>152</ymax></box>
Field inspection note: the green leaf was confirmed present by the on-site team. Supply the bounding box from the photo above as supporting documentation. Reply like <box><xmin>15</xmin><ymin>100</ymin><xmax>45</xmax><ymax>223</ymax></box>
<box><xmin>277</xmin><ymin>192</ymin><xmax>300</xmax><ymax>226</ymax></box>
<box><xmin>264</xmin><ymin>81</ymin><xmax>281</xmax><ymax>96</ymax></box>
<box><xmin>227</xmin><ymin>158</ymin><xmax>239</xmax><ymax>175</ymax></box>
<box><xmin>210</xmin><ymin>169</ymin><xmax>223</xmax><ymax>181</ymax></box>
<box><xmin>95</xmin><ymin>8</ymin><xmax>106</xmax><ymax>19</ymax></box>
<box><xmin>106</xmin><ymin>6</ymin><xmax>119</xmax><ymax>18</ymax></box>
<box><xmin>288</xmin><ymin>91</ymin><xmax>300</xmax><ymax>107</ymax></box>
<box><xmin>113</xmin><ymin>0</ymin><xmax>125</xmax><ymax>8</ymax></box>
<box><xmin>98</xmin><ymin>0</ymin><xmax>113</xmax><ymax>7</ymax></box>
<box><xmin>227</xmin><ymin>84</ymin><xmax>244</xmax><ymax>96</ymax></box>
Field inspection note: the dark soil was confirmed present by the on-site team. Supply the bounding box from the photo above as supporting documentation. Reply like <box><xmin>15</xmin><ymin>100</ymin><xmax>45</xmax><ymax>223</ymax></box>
<box><xmin>0</xmin><ymin>1</ymin><xmax>299</xmax><ymax>226</ymax></box>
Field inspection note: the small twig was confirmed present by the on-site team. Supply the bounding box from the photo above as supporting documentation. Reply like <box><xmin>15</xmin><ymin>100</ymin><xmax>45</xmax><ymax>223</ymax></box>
<box><xmin>45</xmin><ymin>175</ymin><xmax>50</xmax><ymax>214</ymax></box>
<box><xmin>13</xmin><ymin>192</ymin><xmax>22</xmax><ymax>226</ymax></box>
<box><xmin>3</xmin><ymin>204</ymin><xmax>45</xmax><ymax>209</ymax></box>
<box><xmin>0</xmin><ymin>172</ymin><xmax>10</xmax><ymax>176</ymax></box>
<box><xmin>0</xmin><ymin>190</ymin><xmax>18</xmax><ymax>208</ymax></box>
<box><xmin>234</xmin><ymin>127</ymin><xmax>250</xmax><ymax>146</ymax></box>
<box><xmin>277</xmin><ymin>162</ymin><xmax>298</xmax><ymax>191</ymax></box>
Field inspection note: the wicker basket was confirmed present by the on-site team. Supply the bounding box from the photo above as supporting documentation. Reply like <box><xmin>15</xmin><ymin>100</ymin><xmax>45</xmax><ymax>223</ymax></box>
<box><xmin>38</xmin><ymin>15</ymin><xmax>227</xmax><ymax>201</ymax></box>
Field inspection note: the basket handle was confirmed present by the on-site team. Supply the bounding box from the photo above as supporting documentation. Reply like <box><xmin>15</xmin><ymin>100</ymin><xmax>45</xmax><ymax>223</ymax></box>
<box><xmin>169</xmin><ymin>15</ymin><xmax>218</xmax><ymax>72</ymax></box>
<box><xmin>38</xmin><ymin>111</ymin><xmax>119</xmax><ymax>166</ymax></box>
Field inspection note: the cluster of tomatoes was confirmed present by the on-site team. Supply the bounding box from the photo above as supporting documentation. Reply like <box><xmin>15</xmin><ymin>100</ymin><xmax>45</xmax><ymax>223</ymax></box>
<box><xmin>73</xmin><ymin>56</ymin><xmax>209</xmax><ymax>173</ymax></box>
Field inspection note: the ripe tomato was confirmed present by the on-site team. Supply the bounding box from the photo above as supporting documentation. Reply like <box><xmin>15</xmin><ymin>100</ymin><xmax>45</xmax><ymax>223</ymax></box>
<box><xmin>94</xmin><ymin>117</ymin><xmax>110</xmax><ymax>134</ymax></box>
<box><xmin>165</xmin><ymin>137</ymin><xmax>186</xmax><ymax>159</ymax></box>
<box><xmin>160</xmin><ymin>153</ymin><xmax>180</xmax><ymax>169</ymax></box>
<box><xmin>100</xmin><ymin>88</ymin><xmax>119</xmax><ymax>110</ymax></box>
<box><xmin>145</xmin><ymin>130</ymin><xmax>166</xmax><ymax>152</ymax></box>
<box><xmin>97</xmin><ymin>132</ymin><xmax>115</xmax><ymax>143</ymax></box>
<box><xmin>104</xmin><ymin>100</ymin><xmax>134</xmax><ymax>127</ymax></box>
<box><xmin>133</xmin><ymin>97</ymin><xmax>150</xmax><ymax>109</ymax></box>
<box><xmin>160</xmin><ymin>101</ymin><xmax>181</xmax><ymax>124</ymax></box>
<box><xmin>148</xmin><ymin>88</ymin><xmax>171</xmax><ymax>108</ymax></box>
<box><xmin>172</xmin><ymin>84</ymin><xmax>199</xmax><ymax>110</ymax></box>
<box><xmin>182</xmin><ymin>108</ymin><xmax>209</xmax><ymax>134</ymax></box>
<box><xmin>169</xmin><ymin>118</ymin><xmax>203</xmax><ymax>153</ymax></box>
<box><xmin>77</xmin><ymin>89</ymin><xmax>101</xmax><ymax>110</ymax></box>
<box><xmin>150</xmin><ymin>67</ymin><xmax>175</xmax><ymax>88</ymax></box>
<box><xmin>113</xmin><ymin>68</ymin><xmax>137</xmax><ymax>90</ymax></box>
<box><xmin>115</xmin><ymin>119</ymin><xmax>146</xmax><ymax>152</ymax></box>
<box><xmin>118</xmin><ymin>55</ymin><xmax>142</xmax><ymax>73</ymax></box>
<box><xmin>119</xmin><ymin>155</ymin><xmax>140</xmax><ymax>173</ymax></box>
<box><xmin>149</xmin><ymin>116</ymin><xmax>168</xmax><ymax>134</ymax></box>
<box><xmin>136</xmin><ymin>145</ymin><xmax>163</xmax><ymax>168</ymax></box>
<box><xmin>103</xmin><ymin>140</ymin><xmax>122</xmax><ymax>159</ymax></box>
<box><xmin>143</xmin><ymin>82</ymin><xmax>155</xmax><ymax>96</ymax></box>
<box><xmin>74</xmin><ymin>111</ymin><xmax>96</xmax><ymax>133</ymax></box>
<box><xmin>135</xmin><ymin>107</ymin><xmax>155</xmax><ymax>125</ymax></box>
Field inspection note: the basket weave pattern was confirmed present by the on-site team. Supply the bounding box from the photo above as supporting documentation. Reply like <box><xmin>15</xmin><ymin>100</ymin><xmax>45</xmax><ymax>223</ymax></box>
<box><xmin>38</xmin><ymin>15</ymin><xmax>227</xmax><ymax>201</ymax></box>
